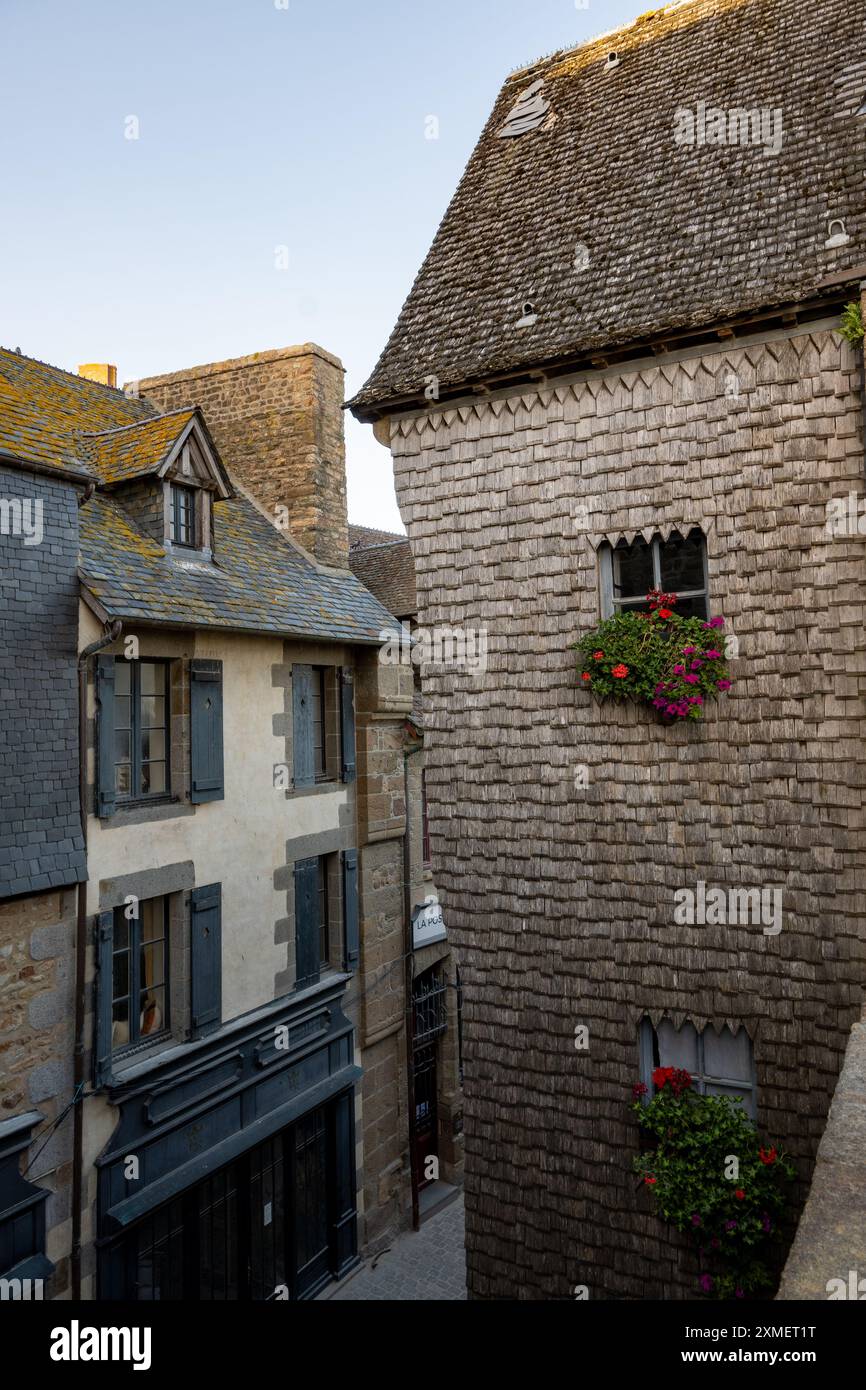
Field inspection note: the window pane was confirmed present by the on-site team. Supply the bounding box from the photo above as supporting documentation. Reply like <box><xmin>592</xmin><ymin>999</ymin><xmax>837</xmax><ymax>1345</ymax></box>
<box><xmin>113</xmin><ymin>915</ymin><xmax>130</xmax><ymax>951</ymax></box>
<box><xmin>115</xmin><ymin>663</ymin><xmax>131</xmax><ymax>696</ymax></box>
<box><xmin>672</xmin><ymin>595</ymin><xmax>708</xmax><ymax>620</ymax></box>
<box><xmin>706</xmin><ymin>1082</ymin><xmax>755</xmax><ymax>1118</ymax></box>
<box><xmin>703</xmin><ymin>1025</ymin><xmax>752</xmax><ymax>1083</ymax></box>
<box><xmin>612</xmin><ymin>539</ymin><xmax>654</xmax><ymax>601</ymax></box>
<box><xmin>141</xmin><ymin>899</ymin><xmax>165</xmax><ymax>941</ymax></box>
<box><xmin>141</xmin><ymin>729</ymin><xmax>165</xmax><ymax>762</ymax></box>
<box><xmin>113</xmin><ymin>950</ymin><xmax>129</xmax><ymax>1001</ymax></box>
<box><xmin>141</xmin><ymin>942</ymin><xmax>165</xmax><ymax>991</ymax></box>
<box><xmin>115</xmin><ymin>763</ymin><xmax>131</xmax><ymax>794</ymax></box>
<box><xmin>656</xmin><ymin>1019</ymin><xmax>699</xmax><ymax>1071</ymax></box>
<box><xmin>115</xmin><ymin>696</ymin><xmax>131</xmax><ymax>731</ymax></box>
<box><xmin>141</xmin><ymin>761</ymin><xmax>166</xmax><ymax>794</ymax></box>
<box><xmin>112</xmin><ymin>997</ymin><xmax>130</xmax><ymax>1042</ymax></box>
<box><xmin>140</xmin><ymin>663</ymin><xmax>164</xmax><ymax>696</ymax></box>
<box><xmin>140</xmin><ymin>696</ymin><xmax>165</xmax><ymax>728</ymax></box>
<box><xmin>115</xmin><ymin>730</ymin><xmax>131</xmax><ymax>762</ymax></box>
<box><xmin>659</xmin><ymin>530</ymin><xmax>705</xmax><ymax>593</ymax></box>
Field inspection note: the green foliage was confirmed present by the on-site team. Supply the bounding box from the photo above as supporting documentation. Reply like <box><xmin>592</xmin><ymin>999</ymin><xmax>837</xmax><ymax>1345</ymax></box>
<box><xmin>632</xmin><ymin>1075</ymin><xmax>795</xmax><ymax>1299</ymax></box>
<box><xmin>574</xmin><ymin>599</ymin><xmax>732</xmax><ymax>721</ymax></box>
<box><xmin>838</xmin><ymin>301</ymin><xmax>864</xmax><ymax>349</ymax></box>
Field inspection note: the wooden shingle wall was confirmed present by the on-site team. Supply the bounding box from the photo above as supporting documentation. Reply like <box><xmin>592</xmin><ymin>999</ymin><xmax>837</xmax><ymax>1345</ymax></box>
<box><xmin>390</xmin><ymin>326</ymin><xmax>866</xmax><ymax>1298</ymax></box>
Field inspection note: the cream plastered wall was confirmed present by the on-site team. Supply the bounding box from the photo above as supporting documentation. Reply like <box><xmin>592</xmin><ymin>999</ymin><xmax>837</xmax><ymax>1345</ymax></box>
<box><xmin>80</xmin><ymin>605</ymin><xmax>348</xmax><ymax>1023</ymax></box>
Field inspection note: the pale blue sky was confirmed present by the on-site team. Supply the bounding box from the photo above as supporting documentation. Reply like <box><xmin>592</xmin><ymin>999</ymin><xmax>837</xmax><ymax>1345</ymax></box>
<box><xmin>2</xmin><ymin>0</ymin><xmax>643</xmax><ymax>531</ymax></box>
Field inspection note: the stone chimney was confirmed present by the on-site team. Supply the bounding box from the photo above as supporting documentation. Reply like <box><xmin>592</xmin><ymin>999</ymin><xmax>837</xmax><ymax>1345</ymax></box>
<box><xmin>78</xmin><ymin>363</ymin><xmax>117</xmax><ymax>388</ymax></box>
<box><xmin>134</xmin><ymin>344</ymin><xmax>349</xmax><ymax>568</ymax></box>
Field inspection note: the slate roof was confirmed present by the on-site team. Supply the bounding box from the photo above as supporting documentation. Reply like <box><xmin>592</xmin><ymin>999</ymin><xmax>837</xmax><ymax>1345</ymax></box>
<box><xmin>349</xmin><ymin>523</ymin><xmax>407</xmax><ymax>549</ymax></box>
<box><xmin>348</xmin><ymin>535</ymin><xmax>417</xmax><ymax>620</ymax></box>
<box><xmin>80</xmin><ymin>491</ymin><xmax>397</xmax><ymax>643</ymax></box>
<box><xmin>0</xmin><ymin>346</ymin><xmax>154</xmax><ymax>475</ymax></box>
<box><xmin>1</xmin><ymin>348</ymin><xmax>397</xmax><ymax>645</ymax></box>
<box><xmin>350</xmin><ymin>0</ymin><xmax>866</xmax><ymax>417</ymax></box>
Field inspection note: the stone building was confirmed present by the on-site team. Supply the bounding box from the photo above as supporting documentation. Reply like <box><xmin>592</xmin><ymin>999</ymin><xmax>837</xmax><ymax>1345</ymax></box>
<box><xmin>350</xmin><ymin>0</ymin><xmax>866</xmax><ymax>1298</ymax></box>
<box><xmin>349</xmin><ymin>526</ymin><xmax>464</xmax><ymax>1217</ymax></box>
<box><xmin>0</xmin><ymin>341</ymin><xmax>443</xmax><ymax>1299</ymax></box>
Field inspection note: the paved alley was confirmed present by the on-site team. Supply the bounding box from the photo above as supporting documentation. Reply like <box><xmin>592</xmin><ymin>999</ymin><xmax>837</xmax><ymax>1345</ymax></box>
<box><xmin>328</xmin><ymin>1195</ymin><xmax>467</xmax><ymax>1301</ymax></box>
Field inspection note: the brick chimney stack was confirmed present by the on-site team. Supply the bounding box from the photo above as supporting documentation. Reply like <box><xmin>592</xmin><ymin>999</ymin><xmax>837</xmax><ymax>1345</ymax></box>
<box><xmin>78</xmin><ymin>363</ymin><xmax>117</xmax><ymax>388</ymax></box>
<box><xmin>134</xmin><ymin>344</ymin><xmax>349</xmax><ymax>568</ymax></box>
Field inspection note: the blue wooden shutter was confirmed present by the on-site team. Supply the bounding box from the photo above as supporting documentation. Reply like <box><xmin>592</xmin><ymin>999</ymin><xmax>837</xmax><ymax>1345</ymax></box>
<box><xmin>94</xmin><ymin>910</ymin><xmax>114</xmax><ymax>1087</ymax></box>
<box><xmin>342</xmin><ymin>849</ymin><xmax>359</xmax><ymax>972</ymax></box>
<box><xmin>293</xmin><ymin>666</ymin><xmax>315</xmax><ymax>789</ymax></box>
<box><xmin>340</xmin><ymin>667</ymin><xmax>356</xmax><ymax>784</ymax></box>
<box><xmin>96</xmin><ymin>656</ymin><xmax>116</xmax><ymax>819</ymax></box>
<box><xmin>191</xmin><ymin>883</ymin><xmax>222</xmax><ymax>1036</ymax></box>
<box><xmin>190</xmin><ymin>660</ymin><xmax>224</xmax><ymax>803</ymax></box>
<box><xmin>294</xmin><ymin>857</ymin><xmax>320</xmax><ymax>989</ymax></box>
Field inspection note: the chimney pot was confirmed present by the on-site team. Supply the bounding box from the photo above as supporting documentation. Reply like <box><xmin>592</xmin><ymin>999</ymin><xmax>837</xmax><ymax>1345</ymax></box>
<box><xmin>78</xmin><ymin>363</ymin><xmax>117</xmax><ymax>388</ymax></box>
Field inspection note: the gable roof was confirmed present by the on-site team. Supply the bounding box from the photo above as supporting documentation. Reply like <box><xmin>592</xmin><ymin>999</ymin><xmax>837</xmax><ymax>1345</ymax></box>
<box><xmin>0</xmin><ymin>346</ymin><xmax>397</xmax><ymax>645</ymax></box>
<box><xmin>348</xmin><ymin>535</ymin><xmax>417</xmax><ymax>620</ymax></box>
<box><xmin>350</xmin><ymin>0</ymin><xmax>865</xmax><ymax>418</ymax></box>
<box><xmin>0</xmin><ymin>346</ymin><xmax>155</xmax><ymax>476</ymax></box>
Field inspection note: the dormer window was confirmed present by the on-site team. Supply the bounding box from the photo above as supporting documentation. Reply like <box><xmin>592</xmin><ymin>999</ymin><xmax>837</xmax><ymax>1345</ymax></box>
<box><xmin>170</xmin><ymin>483</ymin><xmax>196</xmax><ymax>547</ymax></box>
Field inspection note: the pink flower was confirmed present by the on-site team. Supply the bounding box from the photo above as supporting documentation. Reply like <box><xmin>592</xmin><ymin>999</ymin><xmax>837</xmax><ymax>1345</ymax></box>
<box><xmin>683</xmin><ymin>674</ymin><xmax>699</xmax><ymax>684</ymax></box>
<box><xmin>673</xmin><ymin>664</ymin><xmax>685</xmax><ymax>675</ymax></box>
<box><xmin>705</xmin><ymin>649</ymin><xmax>721</xmax><ymax>660</ymax></box>
<box><xmin>690</xmin><ymin>660</ymin><xmax>702</xmax><ymax>670</ymax></box>
<box><xmin>682</xmin><ymin>647</ymin><xmax>696</xmax><ymax>655</ymax></box>
<box><xmin>708</xmin><ymin>616</ymin><xmax>725</xmax><ymax>629</ymax></box>
<box><xmin>717</xmin><ymin>679</ymin><xmax>732</xmax><ymax>691</ymax></box>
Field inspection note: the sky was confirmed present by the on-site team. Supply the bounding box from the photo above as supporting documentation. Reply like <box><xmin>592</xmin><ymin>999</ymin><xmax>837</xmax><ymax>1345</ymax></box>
<box><xmin>2</xmin><ymin>0</ymin><xmax>644</xmax><ymax>532</ymax></box>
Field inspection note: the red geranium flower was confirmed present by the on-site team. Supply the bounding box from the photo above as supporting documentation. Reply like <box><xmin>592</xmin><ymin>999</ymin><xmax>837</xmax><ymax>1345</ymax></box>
<box><xmin>612</xmin><ymin>664</ymin><xmax>629</xmax><ymax>679</ymax></box>
<box><xmin>759</xmin><ymin>1147</ymin><xmax>777</xmax><ymax>1165</ymax></box>
<box><xmin>592</xmin><ymin>651</ymin><xmax>605</xmax><ymax>661</ymax></box>
<box><xmin>644</xmin><ymin>1176</ymin><xmax>657</xmax><ymax>1187</ymax></box>
<box><xmin>735</xmin><ymin>1189</ymin><xmax>745</xmax><ymax>1200</ymax></box>
<box><xmin>652</xmin><ymin>1066</ymin><xmax>692</xmax><ymax>1096</ymax></box>
<box><xmin>581</xmin><ymin>672</ymin><xmax>591</xmax><ymax>681</ymax></box>
<box><xmin>657</xmin><ymin>608</ymin><xmax>673</xmax><ymax>620</ymax></box>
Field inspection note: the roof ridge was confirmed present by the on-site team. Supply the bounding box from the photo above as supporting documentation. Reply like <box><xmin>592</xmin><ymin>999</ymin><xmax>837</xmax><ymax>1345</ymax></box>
<box><xmin>0</xmin><ymin>345</ymin><xmax>142</xmax><ymax>402</ymax></box>
<box><xmin>81</xmin><ymin>406</ymin><xmax>195</xmax><ymax>440</ymax></box>
<box><xmin>351</xmin><ymin>538</ymin><xmax>411</xmax><ymax>552</ymax></box>
<box><xmin>507</xmin><ymin>0</ymin><xmax>702</xmax><ymax>79</ymax></box>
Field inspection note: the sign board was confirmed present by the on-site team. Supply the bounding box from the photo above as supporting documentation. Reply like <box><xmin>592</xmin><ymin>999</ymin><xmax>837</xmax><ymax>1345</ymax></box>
<box><xmin>412</xmin><ymin>896</ymin><xmax>447</xmax><ymax>950</ymax></box>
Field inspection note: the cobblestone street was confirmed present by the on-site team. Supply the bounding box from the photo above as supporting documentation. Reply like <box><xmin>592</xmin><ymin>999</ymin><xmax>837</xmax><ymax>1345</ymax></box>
<box><xmin>329</xmin><ymin>1195</ymin><xmax>467</xmax><ymax>1301</ymax></box>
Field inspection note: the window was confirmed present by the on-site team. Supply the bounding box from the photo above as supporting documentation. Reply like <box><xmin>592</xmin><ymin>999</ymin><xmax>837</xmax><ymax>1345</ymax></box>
<box><xmin>170</xmin><ymin>483</ymin><xmax>196</xmax><ymax>547</ymax></box>
<box><xmin>317</xmin><ymin>857</ymin><xmax>329</xmax><ymax>968</ymax></box>
<box><xmin>311</xmin><ymin>668</ymin><xmax>327</xmax><ymax>781</ymax></box>
<box><xmin>114</xmin><ymin>660</ymin><xmax>169</xmax><ymax>798</ymax></box>
<box><xmin>112</xmin><ymin>896</ymin><xmax>169</xmax><ymax>1052</ymax></box>
<box><xmin>600</xmin><ymin>528</ymin><xmax>708</xmax><ymax>619</ymax></box>
<box><xmin>639</xmin><ymin>1017</ymin><xmax>756</xmax><ymax>1120</ymax></box>
<box><xmin>292</xmin><ymin>665</ymin><xmax>349</xmax><ymax>790</ymax></box>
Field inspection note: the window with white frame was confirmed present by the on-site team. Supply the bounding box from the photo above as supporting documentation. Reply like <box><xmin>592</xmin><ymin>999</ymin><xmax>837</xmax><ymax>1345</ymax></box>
<box><xmin>599</xmin><ymin>528</ymin><xmax>709</xmax><ymax>620</ymax></box>
<box><xmin>639</xmin><ymin>1017</ymin><xmax>756</xmax><ymax>1120</ymax></box>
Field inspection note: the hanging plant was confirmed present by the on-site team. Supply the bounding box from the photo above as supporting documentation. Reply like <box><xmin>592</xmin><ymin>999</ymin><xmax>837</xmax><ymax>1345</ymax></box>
<box><xmin>631</xmin><ymin>1069</ymin><xmax>795</xmax><ymax>1299</ymax></box>
<box><xmin>574</xmin><ymin>590</ymin><xmax>733</xmax><ymax>721</ymax></box>
<box><xmin>838</xmin><ymin>301</ymin><xmax>864</xmax><ymax>349</ymax></box>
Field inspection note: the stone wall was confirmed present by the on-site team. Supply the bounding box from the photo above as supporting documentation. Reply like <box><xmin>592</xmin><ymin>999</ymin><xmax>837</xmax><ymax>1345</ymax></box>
<box><xmin>388</xmin><ymin>322</ymin><xmax>866</xmax><ymax>1299</ymax></box>
<box><xmin>0</xmin><ymin>886</ymin><xmax>78</xmax><ymax>1296</ymax></box>
<box><xmin>136</xmin><ymin>345</ymin><xmax>349</xmax><ymax>568</ymax></box>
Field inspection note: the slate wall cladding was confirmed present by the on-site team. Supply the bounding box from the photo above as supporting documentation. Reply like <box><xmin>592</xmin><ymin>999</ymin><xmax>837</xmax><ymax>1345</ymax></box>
<box><xmin>137</xmin><ymin>346</ymin><xmax>349</xmax><ymax>568</ymax></box>
<box><xmin>0</xmin><ymin>465</ymin><xmax>86</xmax><ymax>897</ymax></box>
<box><xmin>388</xmin><ymin>326</ymin><xmax>866</xmax><ymax>1299</ymax></box>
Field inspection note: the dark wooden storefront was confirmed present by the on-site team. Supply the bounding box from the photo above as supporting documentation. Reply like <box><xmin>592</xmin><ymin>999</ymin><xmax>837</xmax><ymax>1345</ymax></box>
<box><xmin>101</xmin><ymin>1097</ymin><xmax>350</xmax><ymax>1300</ymax></box>
<box><xmin>97</xmin><ymin>982</ymin><xmax>359</xmax><ymax>1301</ymax></box>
